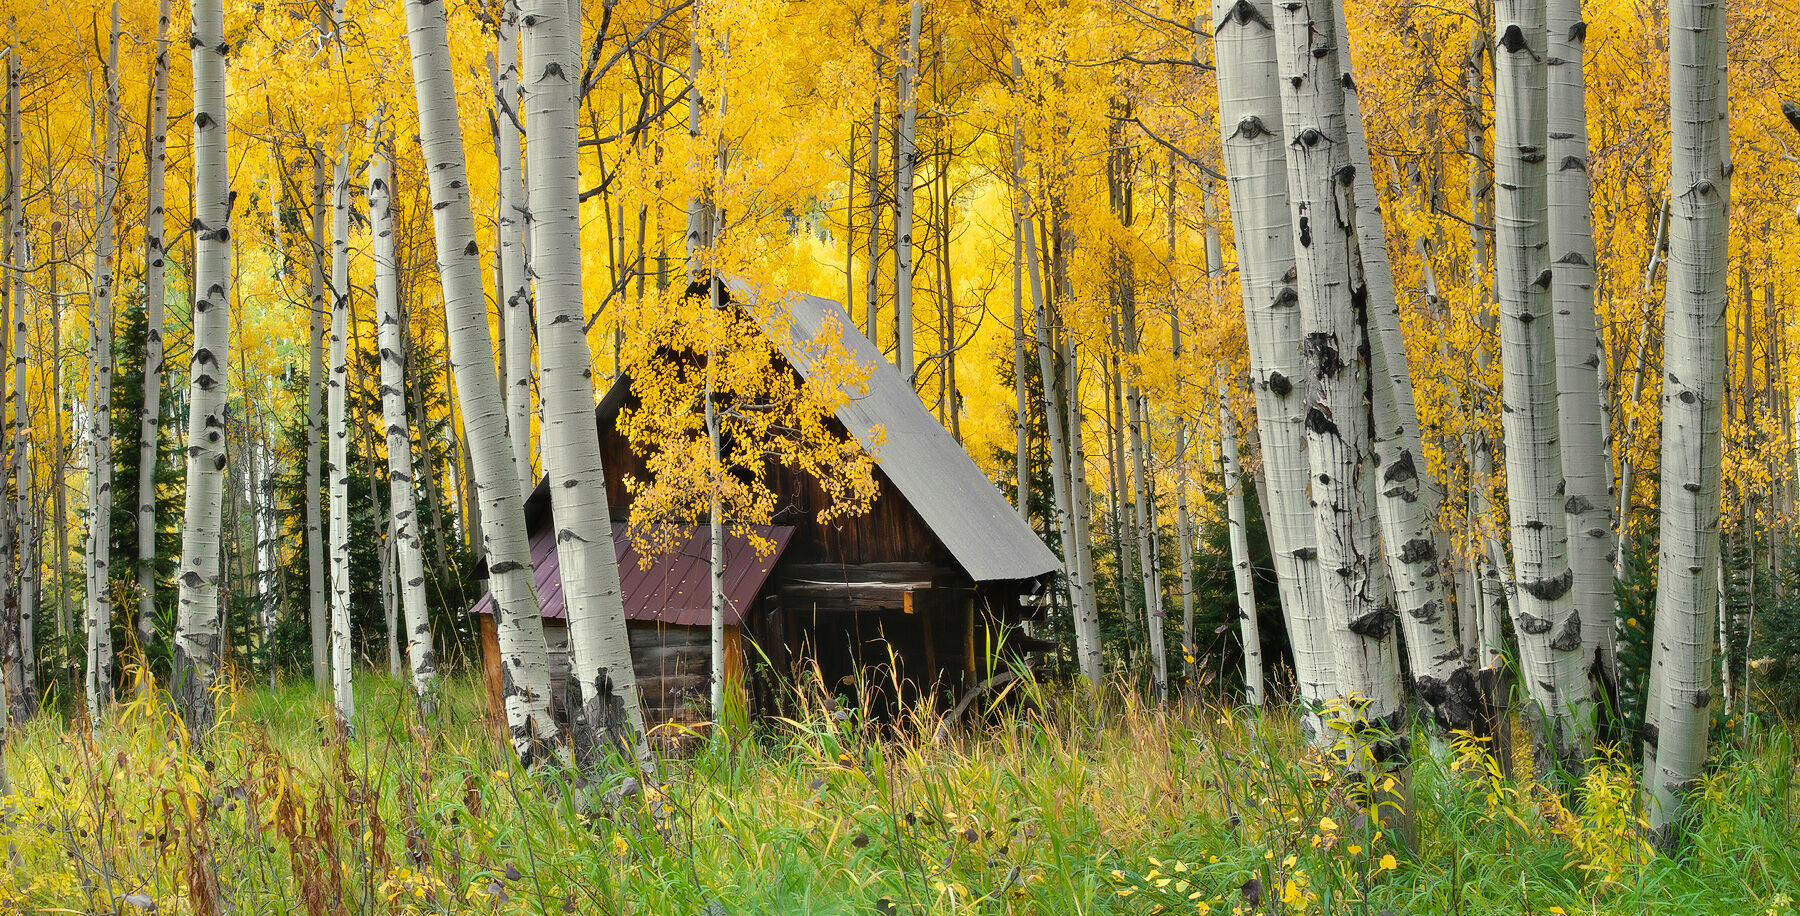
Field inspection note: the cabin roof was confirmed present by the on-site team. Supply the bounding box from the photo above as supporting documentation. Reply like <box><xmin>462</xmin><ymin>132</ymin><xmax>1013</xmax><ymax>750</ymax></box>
<box><xmin>470</xmin><ymin>522</ymin><xmax>795</xmax><ymax>626</ymax></box>
<box><xmin>728</xmin><ymin>282</ymin><xmax>1058</xmax><ymax>583</ymax></box>
<box><xmin>515</xmin><ymin>282</ymin><xmax>1060</xmax><ymax>584</ymax></box>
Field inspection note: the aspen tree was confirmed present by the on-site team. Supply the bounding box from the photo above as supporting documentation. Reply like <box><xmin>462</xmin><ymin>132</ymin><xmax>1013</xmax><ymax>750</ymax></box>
<box><xmin>1063</xmin><ymin>333</ymin><xmax>1106</xmax><ymax>681</ymax></box>
<box><xmin>1212</xmin><ymin>0</ymin><xmax>1335</xmax><ymax>723</ymax></box>
<box><xmin>402</xmin><ymin>0</ymin><xmax>562</xmax><ymax>761</ymax></box>
<box><xmin>136</xmin><ymin>0</ymin><xmax>173</xmax><ymax>659</ymax></box>
<box><xmin>0</xmin><ymin>61</ymin><xmax>12</xmax><ymax>773</ymax></box>
<box><xmin>1109</xmin><ymin>104</ymin><xmax>1166</xmax><ymax>700</ymax></box>
<box><xmin>1546</xmin><ymin>0</ymin><xmax>1619</xmax><ymax>704</ymax></box>
<box><xmin>682</xmin><ymin>9</ymin><xmax>731</xmax><ymax>724</ymax></box>
<box><xmin>1270</xmin><ymin>0</ymin><xmax>1405</xmax><ymax>728</ymax></box>
<box><xmin>1026</xmin><ymin>207</ymin><xmax>1099</xmax><ymax>684</ymax></box>
<box><xmin>894</xmin><ymin>0</ymin><xmax>922</xmax><ymax>382</ymax></box>
<box><xmin>1328</xmin><ymin>0</ymin><xmax>1476</xmax><ymax>734</ymax></box>
<box><xmin>5</xmin><ymin>32</ymin><xmax>31</xmax><ymax>721</ymax></box>
<box><xmin>1011</xmin><ymin>48</ymin><xmax>1097</xmax><ymax>682</ymax></box>
<box><xmin>327</xmin><ymin>149</ymin><xmax>354</xmax><ymax>730</ymax></box>
<box><xmin>49</xmin><ymin>219</ymin><xmax>68</xmax><ymax>652</ymax></box>
<box><xmin>521</xmin><ymin>0</ymin><xmax>651</xmax><ymax>767</ymax></box>
<box><xmin>1220</xmin><ymin>392</ymin><xmax>1263</xmax><ymax>708</ymax></box>
<box><xmin>1170</xmin><ymin>157</ymin><xmax>1195</xmax><ymax>683</ymax></box>
<box><xmin>1012</xmin><ymin>176</ymin><xmax>1029</xmax><ymax>522</ymax></box>
<box><xmin>496</xmin><ymin>0</ymin><xmax>533</xmax><ymax>492</ymax></box>
<box><xmin>85</xmin><ymin>1</ymin><xmax>122</xmax><ymax>720</ymax></box>
<box><xmin>1493</xmin><ymin>0</ymin><xmax>1595</xmax><ymax>775</ymax></box>
<box><xmin>1642</xmin><ymin>0</ymin><xmax>1729</xmax><ymax>845</ymax></box>
<box><xmin>172</xmin><ymin>0</ymin><xmax>230</xmax><ymax>737</ymax></box>
<box><xmin>370</xmin><ymin>148</ymin><xmax>435</xmax><ymax>712</ymax></box>
<box><xmin>306</xmin><ymin>155</ymin><xmax>327</xmax><ymax>690</ymax></box>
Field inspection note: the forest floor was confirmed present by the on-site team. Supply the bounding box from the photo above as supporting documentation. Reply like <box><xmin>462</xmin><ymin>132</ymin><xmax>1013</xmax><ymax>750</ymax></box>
<box><xmin>0</xmin><ymin>672</ymin><xmax>1796</xmax><ymax>915</ymax></box>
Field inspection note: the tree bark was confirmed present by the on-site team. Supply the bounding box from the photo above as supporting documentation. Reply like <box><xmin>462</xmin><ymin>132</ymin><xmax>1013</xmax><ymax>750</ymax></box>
<box><xmin>1546</xmin><ymin>0</ymin><xmax>1619</xmax><ymax>707</ymax></box>
<box><xmin>307</xmin><ymin>153</ymin><xmax>328</xmax><ymax>690</ymax></box>
<box><xmin>1024</xmin><ymin>212</ymin><xmax>1098</xmax><ymax>686</ymax></box>
<box><xmin>172</xmin><ymin>0</ymin><xmax>229</xmax><ymax>738</ymax></box>
<box><xmin>1271</xmin><ymin>0</ymin><xmax>1404</xmax><ymax>732</ymax></box>
<box><xmin>1213</xmin><ymin>0</ymin><xmax>1335</xmax><ymax>725</ymax></box>
<box><xmin>136</xmin><ymin>0</ymin><xmax>174</xmax><ymax>664</ymax></box>
<box><xmin>371</xmin><ymin>149</ymin><xmax>436</xmax><ymax>713</ymax></box>
<box><xmin>327</xmin><ymin>148</ymin><xmax>355</xmax><ymax>730</ymax></box>
<box><xmin>1642</xmin><ymin>0</ymin><xmax>1728</xmax><ymax>846</ymax></box>
<box><xmin>1493</xmin><ymin>0</ymin><xmax>1595</xmax><ymax>776</ymax></box>
<box><xmin>5</xmin><ymin>32</ymin><xmax>33</xmax><ymax>722</ymax></box>
<box><xmin>1329</xmin><ymin>0</ymin><xmax>1473</xmax><ymax>734</ymax></box>
<box><xmin>403</xmin><ymin>0</ymin><xmax>561</xmax><ymax>761</ymax></box>
<box><xmin>521</xmin><ymin>0</ymin><xmax>651</xmax><ymax>768</ymax></box>
<box><xmin>85</xmin><ymin>1</ymin><xmax>122</xmax><ymax>721</ymax></box>
<box><xmin>1220</xmin><ymin>392</ymin><xmax>1263</xmax><ymax>708</ymax></box>
<box><xmin>893</xmin><ymin>0</ymin><xmax>921</xmax><ymax>383</ymax></box>
<box><xmin>496</xmin><ymin>0</ymin><xmax>534</xmax><ymax>493</ymax></box>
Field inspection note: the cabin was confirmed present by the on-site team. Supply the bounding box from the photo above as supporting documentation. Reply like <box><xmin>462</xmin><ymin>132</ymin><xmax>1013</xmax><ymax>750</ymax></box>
<box><xmin>469</xmin><ymin>283</ymin><xmax>1060</xmax><ymax>733</ymax></box>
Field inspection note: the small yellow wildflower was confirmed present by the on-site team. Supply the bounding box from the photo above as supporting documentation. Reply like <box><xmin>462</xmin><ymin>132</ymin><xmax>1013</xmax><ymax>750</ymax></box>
<box><xmin>1379</xmin><ymin>853</ymin><xmax>1397</xmax><ymax>872</ymax></box>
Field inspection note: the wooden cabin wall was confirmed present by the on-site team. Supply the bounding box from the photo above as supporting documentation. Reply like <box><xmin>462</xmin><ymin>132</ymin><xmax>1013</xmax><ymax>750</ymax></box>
<box><xmin>478</xmin><ymin>617</ymin><xmax>743</xmax><ymax>735</ymax></box>
<box><xmin>744</xmin><ymin>590</ymin><xmax>1032</xmax><ymax>719</ymax></box>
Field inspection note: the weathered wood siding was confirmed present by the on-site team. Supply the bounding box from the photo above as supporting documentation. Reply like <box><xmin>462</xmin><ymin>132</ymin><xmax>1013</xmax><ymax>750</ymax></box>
<box><xmin>544</xmin><ymin>620</ymin><xmax>718</xmax><ymax>729</ymax></box>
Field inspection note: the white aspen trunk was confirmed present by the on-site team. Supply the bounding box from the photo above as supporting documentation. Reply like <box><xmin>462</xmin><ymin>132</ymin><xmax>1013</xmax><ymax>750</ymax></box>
<box><xmin>383</xmin><ymin>517</ymin><xmax>399</xmax><ymax>678</ymax></box>
<box><xmin>85</xmin><ymin>2</ymin><xmax>122</xmax><ymax>720</ymax></box>
<box><xmin>1174</xmin><ymin>187</ymin><xmax>1196</xmax><ymax>683</ymax></box>
<box><xmin>327</xmin><ymin>150</ymin><xmax>355</xmax><ymax>729</ymax></box>
<box><xmin>172</xmin><ymin>0</ymin><xmax>229</xmax><ymax>737</ymax></box>
<box><xmin>893</xmin><ymin>0</ymin><xmax>922</xmax><ymax>383</ymax></box>
<box><xmin>1213</xmin><ymin>0</ymin><xmax>1336</xmax><ymax>724</ymax></box>
<box><xmin>1126</xmin><ymin>342</ymin><xmax>1166</xmax><ymax>701</ymax></box>
<box><xmin>1064</xmin><ymin>336</ymin><xmax>1105</xmax><ymax>673</ymax></box>
<box><xmin>371</xmin><ymin>150</ymin><xmax>436</xmax><ymax>713</ymax></box>
<box><xmin>1105</xmin><ymin>333</ymin><xmax>1137</xmax><ymax>644</ymax></box>
<box><xmin>864</xmin><ymin>94</ymin><xmax>883</xmax><ymax>346</ymax></box>
<box><xmin>136</xmin><ymin>0</ymin><xmax>173</xmax><ymax>661</ymax></box>
<box><xmin>1642</xmin><ymin>0</ymin><xmax>1728</xmax><ymax>845</ymax></box>
<box><xmin>687</xmin><ymin>20</ymin><xmax>732</xmax><ymax>725</ymax></box>
<box><xmin>1012</xmin><ymin>181</ymin><xmax>1029</xmax><ymax>522</ymax></box>
<box><xmin>1328</xmin><ymin>0</ymin><xmax>1474</xmax><ymax>733</ymax></box>
<box><xmin>1493</xmin><ymin>0</ymin><xmax>1595</xmax><ymax>775</ymax></box>
<box><xmin>1</xmin><ymin>76</ymin><xmax>16</xmax><ymax>719</ymax></box>
<box><xmin>1177</xmin><ymin>420</ymin><xmax>1195</xmax><ymax>682</ymax></box>
<box><xmin>1220</xmin><ymin>392</ymin><xmax>1264</xmax><ymax>708</ymax></box>
<box><xmin>403</xmin><ymin>0</ymin><xmax>562</xmax><ymax>761</ymax></box>
<box><xmin>1616</xmin><ymin>199</ymin><xmax>1670</xmax><ymax>576</ymax></box>
<box><xmin>496</xmin><ymin>0</ymin><xmax>534</xmax><ymax>492</ymax></box>
<box><xmin>1271</xmin><ymin>0</ymin><xmax>1404</xmax><ymax>729</ymax></box>
<box><xmin>7</xmin><ymin>35</ymin><xmax>33</xmax><ymax>719</ymax></box>
<box><xmin>306</xmin><ymin>155</ymin><xmax>328</xmax><ymax>690</ymax></box>
<box><xmin>683</xmin><ymin>28</ymin><xmax>714</xmax><ymax>267</ymax></box>
<box><xmin>1023</xmin><ymin>215</ymin><xmax>1098</xmax><ymax>685</ymax></box>
<box><xmin>1546</xmin><ymin>0</ymin><xmax>1619</xmax><ymax>702</ymax></box>
<box><xmin>520</xmin><ymin>0</ymin><xmax>650</xmax><ymax>768</ymax></box>
<box><xmin>256</xmin><ymin>440</ymin><xmax>275</xmax><ymax>668</ymax></box>
<box><xmin>706</xmin><ymin>334</ymin><xmax>725</xmax><ymax>719</ymax></box>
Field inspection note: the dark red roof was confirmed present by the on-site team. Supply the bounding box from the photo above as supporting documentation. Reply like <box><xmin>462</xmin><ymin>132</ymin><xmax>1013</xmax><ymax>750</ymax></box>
<box><xmin>469</xmin><ymin>522</ymin><xmax>795</xmax><ymax>627</ymax></box>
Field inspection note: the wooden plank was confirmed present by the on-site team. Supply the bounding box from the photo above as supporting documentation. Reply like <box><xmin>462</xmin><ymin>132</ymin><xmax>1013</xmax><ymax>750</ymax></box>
<box><xmin>477</xmin><ymin>614</ymin><xmax>506</xmax><ymax>743</ymax></box>
<box><xmin>963</xmin><ymin>597</ymin><xmax>977</xmax><ymax>686</ymax></box>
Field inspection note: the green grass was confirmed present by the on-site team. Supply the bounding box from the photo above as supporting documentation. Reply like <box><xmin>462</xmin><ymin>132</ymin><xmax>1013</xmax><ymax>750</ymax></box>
<box><xmin>1</xmin><ymin>672</ymin><xmax>1797</xmax><ymax>914</ymax></box>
